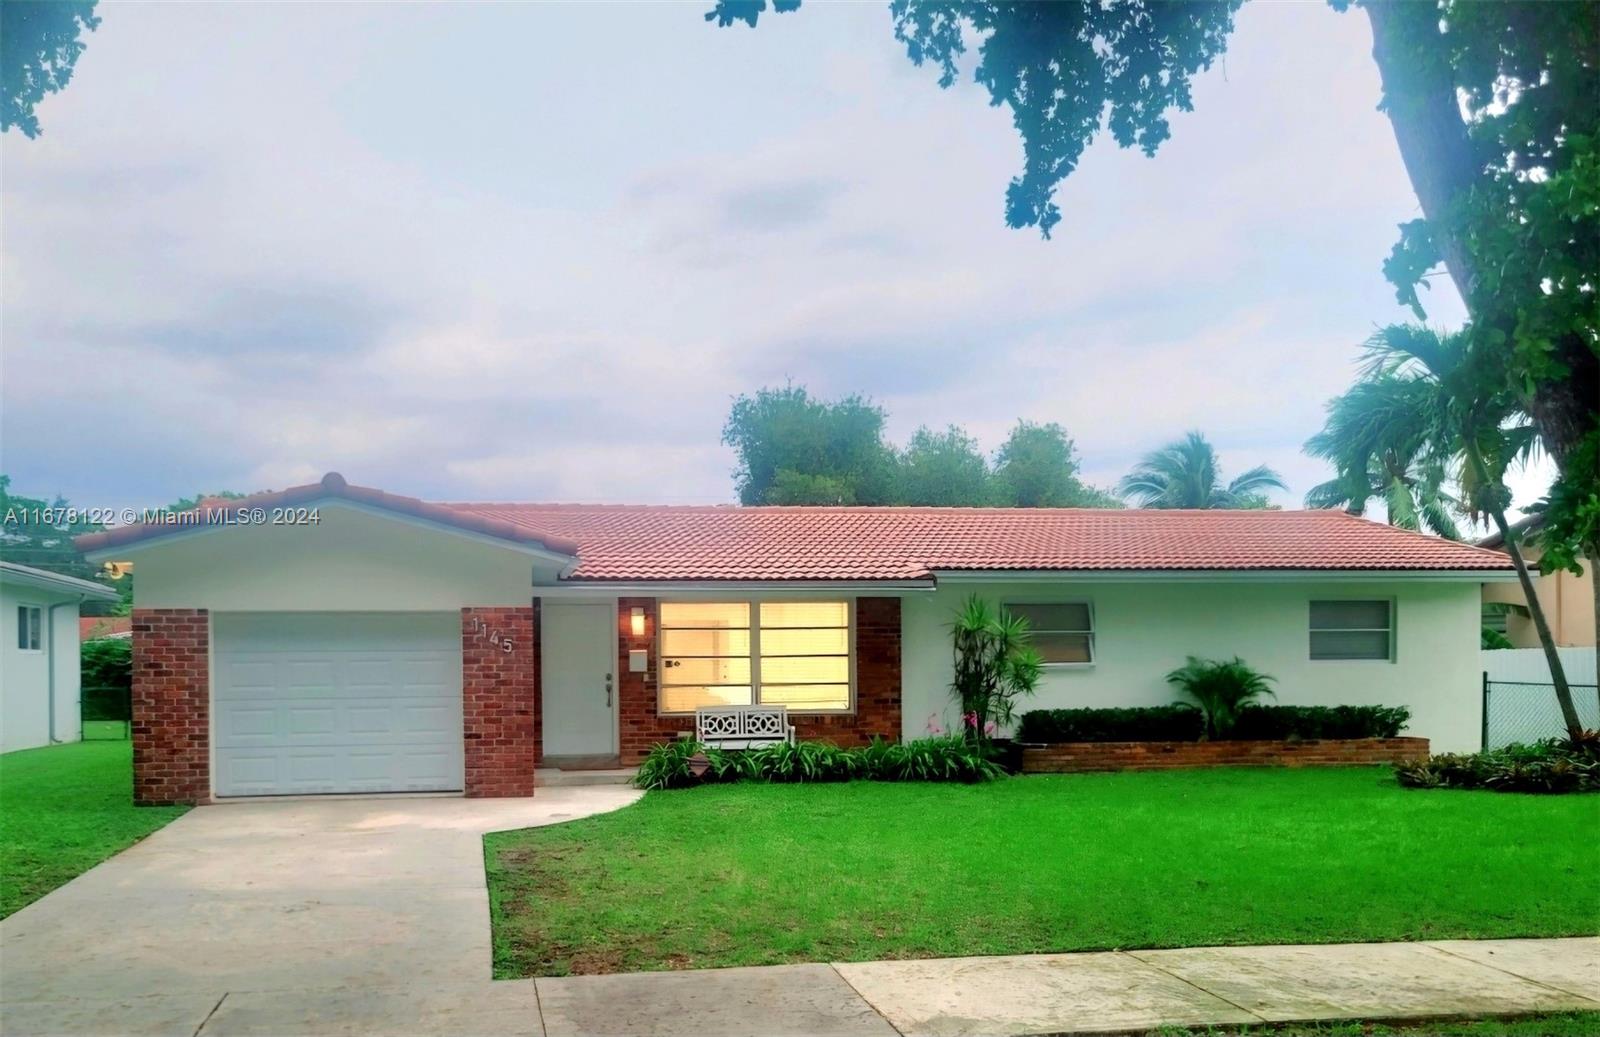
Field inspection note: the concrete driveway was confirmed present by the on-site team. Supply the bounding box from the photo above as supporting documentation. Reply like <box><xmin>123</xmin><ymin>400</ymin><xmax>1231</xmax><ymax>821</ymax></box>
<box><xmin>0</xmin><ymin>788</ymin><xmax>641</xmax><ymax>1036</ymax></box>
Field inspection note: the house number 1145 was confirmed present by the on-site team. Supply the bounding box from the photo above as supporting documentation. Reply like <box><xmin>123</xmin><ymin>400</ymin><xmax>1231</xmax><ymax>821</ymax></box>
<box><xmin>469</xmin><ymin>615</ymin><xmax>515</xmax><ymax>653</ymax></box>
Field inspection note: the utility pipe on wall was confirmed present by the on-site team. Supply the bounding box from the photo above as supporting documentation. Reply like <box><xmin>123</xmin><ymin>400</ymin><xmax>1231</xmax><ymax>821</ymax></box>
<box><xmin>46</xmin><ymin>595</ymin><xmax>85</xmax><ymax>744</ymax></box>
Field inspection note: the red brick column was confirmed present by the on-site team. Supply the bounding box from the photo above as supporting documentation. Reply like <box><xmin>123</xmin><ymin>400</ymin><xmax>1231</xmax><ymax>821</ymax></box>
<box><xmin>617</xmin><ymin>597</ymin><xmax>667</xmax><ymax>763</ymax></box>
<box><xmin>462</xmin><ymin>606</ymin><xmax>537</xmax><ymax>797</ymax></box>
<box><xmin>131</xmin><ymin>609</ymin><xmax>210</xmax><ymax>806</ymax></box>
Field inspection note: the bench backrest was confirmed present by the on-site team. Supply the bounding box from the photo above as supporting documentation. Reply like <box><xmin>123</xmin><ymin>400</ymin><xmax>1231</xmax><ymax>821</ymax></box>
<box><xmin>696</xmin><ymin>706</ymin><xmax>794</xmax><ymax>748</ymax></box>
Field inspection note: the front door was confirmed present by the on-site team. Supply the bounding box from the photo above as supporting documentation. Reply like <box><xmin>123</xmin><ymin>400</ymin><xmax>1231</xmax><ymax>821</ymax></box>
<box><xmin>541</xmin><ymin>603</ymin><xmax>617</xmax><ymax>763</ymax></box>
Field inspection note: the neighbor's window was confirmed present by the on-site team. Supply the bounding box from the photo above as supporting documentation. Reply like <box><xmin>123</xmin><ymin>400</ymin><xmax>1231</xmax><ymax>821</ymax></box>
<box><xmin>16</xmin><ymin>605</ymin><xmax>42</xmax><ymax>651</ymax></box>
<box><xmin>658</xmin><ymin>600</ymin><xmax>852</xmax><ymax>714</ymax></box>
<box><xmin>1007</xmin><ymin>603</ymin><xmax>1094</xmax><ymax>664</ymax></box>
<box><xmin>1309</xmin><ymin>600</ymin><xmax>1393</xmax><ymax>661</ymax></box>
<box><xmin>758</xmin><ymin>601</ymin><xmax>850</xmax><ymax>711</ymax></box>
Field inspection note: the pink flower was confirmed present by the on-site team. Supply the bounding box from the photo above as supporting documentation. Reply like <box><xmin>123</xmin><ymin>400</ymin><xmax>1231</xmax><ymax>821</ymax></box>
<box><xmin>964</xmin><ymin>712</ymin><xmax>979</xmax><ymax>728</ymax></box>
<box><xmin>925</xmin><ymin>713</ymin><xmax>945</xmax><ymax>736</ymax></box>
<box><xmin>985</xmin><ymin>721</ymin><xmax>998</xmax><ymax>736</ymax></box>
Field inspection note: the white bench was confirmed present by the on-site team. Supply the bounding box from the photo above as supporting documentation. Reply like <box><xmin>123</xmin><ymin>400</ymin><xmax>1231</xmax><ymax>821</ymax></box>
<box><xmin>695</xmin><ymin>706</ymin><xmax>796</xmax><ymax>750</ymax></box>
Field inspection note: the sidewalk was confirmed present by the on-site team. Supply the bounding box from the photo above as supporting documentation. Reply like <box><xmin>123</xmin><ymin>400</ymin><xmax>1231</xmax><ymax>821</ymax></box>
<box><xmin>6</xmin><ymin>936</ymin><xmax>1592</xmax><ymax>1036</ymax></box>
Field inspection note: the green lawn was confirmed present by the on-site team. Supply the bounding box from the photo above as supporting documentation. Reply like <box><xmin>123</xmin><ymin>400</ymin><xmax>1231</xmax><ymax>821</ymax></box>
<box><xmin>485</xmin><ymin>768</ymin><xmax>1600</xmax><ymax>978</ymax></box>
<box><xmin>0</xmin><ymin>741</ymin><xmax>187</xmax><ymax>919</ymax></box>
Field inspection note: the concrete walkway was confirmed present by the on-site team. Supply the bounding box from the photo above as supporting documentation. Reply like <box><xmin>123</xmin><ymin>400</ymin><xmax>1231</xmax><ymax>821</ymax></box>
<box><xmin>1</xmin><ymin>794</ymin><xmax>1594</xmax><ymax>1035</ymax></box>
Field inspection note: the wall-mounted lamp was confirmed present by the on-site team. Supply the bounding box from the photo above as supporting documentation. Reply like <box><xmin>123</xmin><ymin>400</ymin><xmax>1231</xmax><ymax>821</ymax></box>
<box><xmin>630</xmin><ymin>606</ymin><xmax>646</xmax><ymax>638</ymax></box>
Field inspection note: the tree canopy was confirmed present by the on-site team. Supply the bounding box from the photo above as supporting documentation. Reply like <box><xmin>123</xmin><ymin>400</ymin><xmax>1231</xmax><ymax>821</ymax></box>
<box><xmin>721</xmin><ymin>386</ymin><xmax>1119</xmax><ymax>507</ymax></box>
<box><xmin>2</xmin><ymin>1</ymin><xmax>100</xmax><ymax>138</ymax></box>
<box><xmin>1117</xmin><ymin>431</ymin><xmax>1286</xmax><ymax>509</ymax></box>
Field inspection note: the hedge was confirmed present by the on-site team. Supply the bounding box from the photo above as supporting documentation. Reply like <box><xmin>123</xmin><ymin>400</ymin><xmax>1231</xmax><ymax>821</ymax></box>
<box><xmin>1017</xmin><ymin>703</ymin><xmax>1410</xmax><ymax>743</ymax></box>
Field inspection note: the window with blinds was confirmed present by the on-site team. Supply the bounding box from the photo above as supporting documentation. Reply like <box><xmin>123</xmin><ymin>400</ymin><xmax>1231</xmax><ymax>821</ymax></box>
<box><xmin>657</xmin><ymin>600</ymin><xmax>852</xmax><ymax>714</ymax></box>
<box><xmin>1309</xmin><ymin>600</ymin><xmax>1393</xmax><ymax>661</ymax></box>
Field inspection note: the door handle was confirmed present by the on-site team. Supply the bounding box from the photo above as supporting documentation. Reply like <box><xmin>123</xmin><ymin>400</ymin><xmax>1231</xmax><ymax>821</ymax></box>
<box><xmin>605</xmin><ymin>673</ymin><xmax>613</xmax><ymax>707</ymax></box>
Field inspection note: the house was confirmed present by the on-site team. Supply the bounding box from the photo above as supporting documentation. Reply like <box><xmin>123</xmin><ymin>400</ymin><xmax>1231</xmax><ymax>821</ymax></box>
<box><xmin>76</xmin><ymin>472</ymin><xmax>1515</xmax><ymax>804</ymax></box>
<box><xmin>1478</xmin><ymin>516</ymin><xmax>1595</xmax><ymax>649</ymax></box>
<box><xmin>0</xmin><ymin>561</ymin><xmax>120</xmax><ymax>753</ymax></box>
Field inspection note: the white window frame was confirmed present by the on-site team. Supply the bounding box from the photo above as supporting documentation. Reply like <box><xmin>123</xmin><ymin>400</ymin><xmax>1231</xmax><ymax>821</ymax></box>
<box><xmin>15</xmin><ymin>604</ymin><xmax>43</xmax><ymax>653</ymax></box>
<box><xmin>1005</xmin><ymin>601</ymin><xmax>1095</xmax><ymax>667</ymax></box>
<box><xmin>1308</xmin><ymin>598</ymin><xmax>1396</xmax><ymax>662</ymax></box>
<box><xmin>656</xmin><ymin>598</ymin><xmax>856</xmax><ymax>716</ymax></box>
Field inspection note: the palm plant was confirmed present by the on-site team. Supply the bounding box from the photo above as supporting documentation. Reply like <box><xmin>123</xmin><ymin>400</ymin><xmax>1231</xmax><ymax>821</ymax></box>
<box><xmin>949</xmin><ymin>595</ymin><xmax>1043</xmax><ymax>745</ymax></box>
<box><xmin>1118</xmin><ymin>431</ymin><xmax>1287</xmax><ymax>509</ymax></box>
<box><xmin>1164</xmin><ymin>657</ymin><xmax>1276</xmax><ymax>740</ymax></box>
<box><xmin>1356</xmin><ymin>324</ymin><xmax>1584</xmax><ymax>740</ymax></box>
<box><xmin>1304</xmin><ymin>374</ymin><xmax>1464</xmax><ymax>539</ymax></box>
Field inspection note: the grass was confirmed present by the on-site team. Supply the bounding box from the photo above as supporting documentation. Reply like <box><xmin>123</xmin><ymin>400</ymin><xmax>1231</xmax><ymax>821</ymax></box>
<box><xmin>1148</xmin><ymin>1014</ymin><xmax>1600</xmax><ymax>1036</ymax></box>
<box><xmin>0</xmin><ymin>741</ymin><xmax>187</xmax><ymax>919</ymax></box>
<box><xmin>80</xmin><ymin>720</ymin><xmax>132</xmax><ymax>740</ymax></box>
<box><xmin>485</xmin><ymin>768</ymin><xmax>1600</xmax><ymax>978</ymax></box>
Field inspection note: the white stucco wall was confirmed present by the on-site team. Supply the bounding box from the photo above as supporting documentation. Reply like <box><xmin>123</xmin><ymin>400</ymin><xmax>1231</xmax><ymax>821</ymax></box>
<box><xmin>900</xmin><ymin>577</ymin><xmax>1484</xmax><ymax>753</ymax></box>
<box><xmin>125</xmin><ymin>504</ymin><xmax>567</xmax><ymax>611</ymax></box>
<box><xmin>0</xmin><ymin>584</ymin><xmax>86</xmax><ymax>753</ymax></box>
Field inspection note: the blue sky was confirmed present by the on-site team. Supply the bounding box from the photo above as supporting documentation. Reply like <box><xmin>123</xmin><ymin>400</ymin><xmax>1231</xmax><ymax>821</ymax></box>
<box><xmin>4</xmin><ymin>0</ymin><xmax>1547</xmax><ymax>513</ymax></box>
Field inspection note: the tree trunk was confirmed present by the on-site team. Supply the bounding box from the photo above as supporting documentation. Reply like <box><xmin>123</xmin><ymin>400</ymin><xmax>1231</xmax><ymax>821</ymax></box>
<box><xmin>1363</xmin><ymin>1</ymin><xmax>1599</xmax><ymax>472</ymax></box>
<box><xmin>1480</xmin><ymin>480</ymin><xmax>1585</xmax><ymax>741</ymax></box>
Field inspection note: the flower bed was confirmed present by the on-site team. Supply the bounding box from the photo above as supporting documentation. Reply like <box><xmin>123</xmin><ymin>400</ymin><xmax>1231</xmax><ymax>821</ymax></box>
<box><xmin>1021</xmin><ymin>737</ymin><xmax>1430</xmax><ymax>773</ymax></box>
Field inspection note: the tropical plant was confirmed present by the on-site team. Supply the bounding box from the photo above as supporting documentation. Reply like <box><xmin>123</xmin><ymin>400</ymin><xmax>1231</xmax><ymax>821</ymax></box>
<box><xmin>949</xmin><ymin>595</ymin><xmax>1042</xmax><ymax>744</ymax></box>
<box><xmin>1164</xmin><ymin>657</ymin><xmax>1276</xmax><ymax>740</ymax></box>
<box><xmin>1358</xmin><ymin>324</ymin><xmax>1585</xmax><ymax>740</ymax></box>
<box><xmin>1396</xmin><ymin>736</ymin><xmax>1600</xmax><ymax>795</ymax></box>
<box><xmin>1118</xmin><ymin>432</ymin><xmax>1286</xmax><ymax>509</ymax></box>
<box><xmin>1304</xmin><ymin>375</ymin><xmax>1463</xmax><ymax>538</ymax></box>
<box><xmin>746</xmin><ymin>740</ymin><xmax>860</xmax><ymax>783</ymax></box>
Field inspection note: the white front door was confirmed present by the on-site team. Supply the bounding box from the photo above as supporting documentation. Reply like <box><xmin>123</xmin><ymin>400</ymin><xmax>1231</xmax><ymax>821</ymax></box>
<box><xmin>213</xmin><ymin>612</ymin><xmax>464</xmax><ymax>796</ymax></box>
<box><xmin>541</xmin><ymin>603</ymin><xmax>617</xmax><ymax>760</ymax></box>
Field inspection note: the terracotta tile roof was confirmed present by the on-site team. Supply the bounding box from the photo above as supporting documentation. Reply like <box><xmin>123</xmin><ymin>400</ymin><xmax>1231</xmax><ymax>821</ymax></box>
<box><xmin>81</xmin><ymin>616</ymin><xmax>133</xmax><ymax>639</ymax></box>
<box><xmin>450</xmin><ymin>501</ymin><xmax>1515</xmax><ymax>581</ymax></box>
<box><xmin>74</xmin><ymin>473</ymin><xmax>1514</xmax><ymax>582</ymax></box>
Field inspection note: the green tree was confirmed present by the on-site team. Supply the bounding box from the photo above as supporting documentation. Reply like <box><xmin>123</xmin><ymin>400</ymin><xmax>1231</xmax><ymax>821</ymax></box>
<box><xmin>1360</xmin><ymin>323</ymin><xmax>1584</xmax><ymax>740</ymax></box>
<box><xmin>722</xmin><ymin>385</ymin><xmax>897</xmax><ymax>505</ymax></box>
<box><xmin>898</xmin><ymin>425</ymin><xmax>991</xmax><ymax>506</ymax></box>
<box><xmin>710</xmin><ymin>0</ymin><xmax>1599</xmax><ymax>653</ymax></box>
<box><xmin>0</xmin><ymin>475</ymin><xmax>106</xmax><ymax>581</ymax></box>
<box><xmin>1304</xmin><ymin>372</ymin><xmax>1463</xmax><ymax>539</ymax></box>
<box><xmin>1118</xmin><ymin>432</ymin><xmax>1285</xmax><ymax>509</ymax></box>
<box><xmin>991</xmin><ymin>420</ymin><xmax>1118</xmax><ymax>508</ymax></box>
<box><xmin>2</xmin><ymin>1</ymin><xmax>100</xmax><ymax>138</ymax></box>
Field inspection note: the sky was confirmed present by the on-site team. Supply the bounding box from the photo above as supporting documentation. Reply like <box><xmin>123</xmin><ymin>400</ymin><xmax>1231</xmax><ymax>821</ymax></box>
<box><xmin>0</xmin><ymin>0</ymin><xmax>1554</xmax><ymax>516</ymax></box>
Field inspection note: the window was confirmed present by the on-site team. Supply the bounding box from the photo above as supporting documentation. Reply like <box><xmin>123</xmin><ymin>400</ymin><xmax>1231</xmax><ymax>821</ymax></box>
<box><xmin>1007</xmin><ymin>602</ymin><xmax>1094</xmax><ymax>664</ymax></box>
<box><xmin>1309</xmin><ymin>600</ymin><xmax>1393</xmax><ymax>660</ymax></box>
<box><xmin>16</xmin><ymin>605</ymin><xmax>42</xmax><ymax>651</ymax></box>
<box><xmin>658</xmin><ymin>600</ymin><xmax>852</xmax><ymax>714</ymax></box>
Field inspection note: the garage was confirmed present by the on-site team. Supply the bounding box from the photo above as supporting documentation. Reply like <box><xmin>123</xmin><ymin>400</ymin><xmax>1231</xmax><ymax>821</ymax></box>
<box><xmin>213</xmin><ymin>612</ymin><xmax>463</xmax><ymax>797</ymax></box>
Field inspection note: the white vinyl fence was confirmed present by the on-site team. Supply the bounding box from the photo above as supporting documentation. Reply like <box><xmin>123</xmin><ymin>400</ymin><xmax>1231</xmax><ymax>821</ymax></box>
<box><xmin>1480</xmin><ymin>647</ymin><xmax>1600</xmax><ymax>749</ymax></box>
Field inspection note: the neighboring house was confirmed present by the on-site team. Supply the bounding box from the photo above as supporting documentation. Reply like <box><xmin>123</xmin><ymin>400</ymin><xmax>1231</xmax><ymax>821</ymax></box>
<box><xmin>1478</xmin><ymin>516</ymin><xmax>1596</xmax><ymax>649</ymax></box>
<box><xmin>80</xmin><ymin>616</ymin><xmax>133</xmax><ymax>640</ymax></box>
<box><xmin>77</xmin><ymin>472</ymin><xmax>1515</xmax><ymax>804</ymax></box>
<box><xmin>0</xmin><ymin>562</ymin><xmax>120</xmax><ymax>753</ymax></box>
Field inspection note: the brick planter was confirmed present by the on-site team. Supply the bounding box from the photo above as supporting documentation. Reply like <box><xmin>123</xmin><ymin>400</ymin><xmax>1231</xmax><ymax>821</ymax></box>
<box><xmin>1021</xmin><ymin>737</ymin><xmax>1430</xmax><ymax>774</ymax></box>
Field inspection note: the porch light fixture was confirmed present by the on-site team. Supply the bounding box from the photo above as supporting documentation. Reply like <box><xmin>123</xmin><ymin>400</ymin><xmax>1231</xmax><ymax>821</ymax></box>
<box><xmin>630</xmin><ymin>607</ymin><xmax>646</xmax><ymax>637</ymax></box>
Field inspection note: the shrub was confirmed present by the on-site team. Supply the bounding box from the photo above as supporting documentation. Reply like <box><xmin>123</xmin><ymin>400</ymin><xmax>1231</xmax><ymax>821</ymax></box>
<box><xmin>1165</xmin><ymin>656</ymin><xmax>1276</xmax><ymax>739</ymax></box>
<box><xmin>1396</xmin><ymin>735</ymin><xmax>1600</xmax><ymax>794</ymax></box>
<box><xmin>632</xmin><ymin>735</ymin><xmax>1003</xmax><ymax>789</ymax></box>
<box><xmin>950</xmin><ymin>595</ymin><xmax>1042</xmax><ymax>744</ymax></box>
<box><xmin>80</xmin><ymin>637</ymin><xmax>133</xmax><ymax>721</ymax></box>
<box><xmin>1017</xmin><ymin>706</ymin><xmax>1205</xmax><ymax>743</ymax></box>
<box><xmin>1232</xmin><ymin>705</ymin><xmax>1411</xmax><ymax>740</ymax></box>
<box><xmin>1016</xmin><ymin>704</ymin><xmax>1410</xmax><ymax>743</ymax></box>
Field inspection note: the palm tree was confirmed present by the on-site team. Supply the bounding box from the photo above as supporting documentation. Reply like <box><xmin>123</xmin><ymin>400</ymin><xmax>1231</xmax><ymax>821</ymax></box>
<box><xmin>1118</xmin><ymin>431</ymin><xmax>1287</xmax><ymax>509</ymax></box>
<box><xmin>1304</xmin><ymin>374</ymin><xmax>1463</xmax><ymax>539</ymax></box>
<box><xmin>1357</xmin><ymin>324</ymin><xmax>1583</xmax><ymax>740</ymax></box>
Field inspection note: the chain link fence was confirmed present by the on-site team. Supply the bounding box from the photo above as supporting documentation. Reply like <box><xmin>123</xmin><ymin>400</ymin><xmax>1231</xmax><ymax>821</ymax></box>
<box><xmin>81</xmin><ymin>684</ymin><xmax>132</xmax><ymax>740</ymax></box>
<box><xmin>1481</xmin><ymin>676</ymin><xmax>1600</xmax><ymax>750</ymax></box>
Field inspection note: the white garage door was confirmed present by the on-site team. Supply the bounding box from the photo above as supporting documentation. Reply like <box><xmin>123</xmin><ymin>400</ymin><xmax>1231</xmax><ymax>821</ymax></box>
<box><xmin>214</xmin><ymin>613</ymin><xmax>463</xmax><ymax>797</ymax></box>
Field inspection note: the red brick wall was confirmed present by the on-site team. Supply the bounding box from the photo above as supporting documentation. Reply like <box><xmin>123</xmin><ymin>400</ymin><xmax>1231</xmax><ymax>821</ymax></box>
<box><xmin>462</xmin><ymin>606</ymin><xmax>537</xmax><ymax>797</ymax></box>
<box><xmin>616</xmin><ymin>596</ymin><xmax>904</xmax><ymax>763</ymax></box>
<box><xmin>1021</xmin><ymin>737</ymin><xmax>1430</xmax><ymax>774</ymax></box>
<box><xmin>131</xmin><ymin>609</ymin><xmax>210</xmax><ymax>805</ymax></box>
